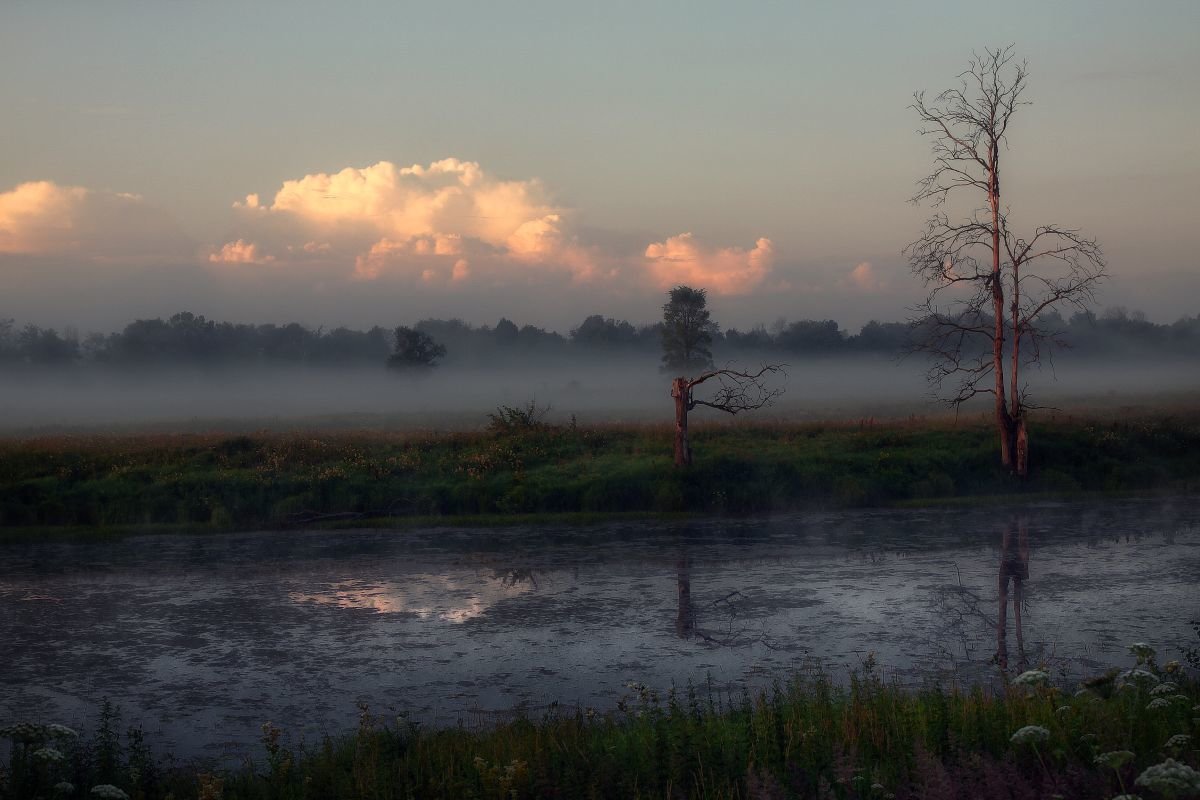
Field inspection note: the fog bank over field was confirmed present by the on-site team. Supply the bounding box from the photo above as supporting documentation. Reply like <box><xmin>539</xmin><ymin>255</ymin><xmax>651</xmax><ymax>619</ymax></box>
<box><xmin>2</xmin><ymin>355</ymin><xmax>1198</xmax><ymax>434</ymax></box>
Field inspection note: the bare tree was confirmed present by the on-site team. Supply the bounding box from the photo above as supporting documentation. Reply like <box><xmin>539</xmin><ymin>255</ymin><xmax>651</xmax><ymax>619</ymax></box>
<box><xmin>906</xmin><ymin>46</ymin><xmax>1106</xmax><ymax>476</ymax></box>
<box><xmin>669</xmin><ymin>364</ymin><xmax>784</xmax><ymax>467</ymax></box>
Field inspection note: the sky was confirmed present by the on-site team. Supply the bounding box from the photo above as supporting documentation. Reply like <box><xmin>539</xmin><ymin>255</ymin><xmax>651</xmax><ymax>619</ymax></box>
<box><xmin>2</xmin><ymin>1</ymin><xmax>1198</xmax><ymax>334</ymax></box>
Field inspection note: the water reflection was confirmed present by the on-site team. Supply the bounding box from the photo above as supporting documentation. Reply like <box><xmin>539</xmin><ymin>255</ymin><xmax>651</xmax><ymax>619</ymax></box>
<box><xmin>2</xmin><ymin>498</ymin><xmax>1196</xmax><ymax>761</ymax></box>
<box><xmin>676</xmin><ymin>555</ymin><xmax>694</xmax><ymax>638</ymax></box>
<box><xmin>288</xmin><ymin>572</ymin><xmax>535</xmax><ymax>622</ymax></box>
<box><xmin>673</xmin><ymin>553</ymin><xmax>764</xmax><ymax>647</ymax></box>
<box><xmin>996</xmin><ymin>516</ymin><xmax>1030</xmax><ymax>670</ymax></box>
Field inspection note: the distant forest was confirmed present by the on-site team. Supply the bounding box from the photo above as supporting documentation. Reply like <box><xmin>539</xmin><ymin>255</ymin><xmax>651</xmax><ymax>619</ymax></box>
<box><xmin>1</xmin><ymin>307</ymin><xmax>1197</xmax><ymax>368</ymax></box>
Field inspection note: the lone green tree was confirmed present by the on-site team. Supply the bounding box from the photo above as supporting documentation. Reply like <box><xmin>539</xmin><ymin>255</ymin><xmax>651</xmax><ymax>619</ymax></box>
<box><xmin>387</xmin><ymin>326</ymin><xmax>446</xmax><ymax>371</ymax></box>
<box><xmin>906</xmin><ymin>46</ymin><xmax>1106</xmax><ymax>476</ymax></box>
<box><xmin>660</xmin><ymin>286</ymin><xmax>714</xmax><ymax>372</ymax></box>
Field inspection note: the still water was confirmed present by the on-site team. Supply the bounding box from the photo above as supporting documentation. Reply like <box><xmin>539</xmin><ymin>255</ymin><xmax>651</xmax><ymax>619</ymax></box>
<box><xmin>2</xmin><ymin>497</ymin><xmax>1197</xmax><ymax>761</ymax></box>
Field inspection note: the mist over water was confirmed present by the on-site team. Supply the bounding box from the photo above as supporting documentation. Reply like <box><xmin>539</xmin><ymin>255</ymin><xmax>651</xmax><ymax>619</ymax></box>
<box><xmin>2</xmin><ymin>355</ymin><xmax>1198</xmax><ymax>433</ymax></box>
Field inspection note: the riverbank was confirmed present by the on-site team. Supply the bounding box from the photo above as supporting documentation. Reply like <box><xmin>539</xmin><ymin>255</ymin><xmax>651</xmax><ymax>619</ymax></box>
<box><xmin>4</xmin><ymin>651</ymin><xmax>1198</xmax><ymax>799</ymax></box>
<box><xmin>2</xmin><ymin>411</ymin><xmax>1199</xmax><ymax>532</ymax></box>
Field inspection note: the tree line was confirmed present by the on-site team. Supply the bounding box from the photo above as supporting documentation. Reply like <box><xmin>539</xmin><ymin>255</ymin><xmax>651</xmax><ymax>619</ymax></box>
<box><xmin>0</xmin><ymin>306</ymin><xmax>1195</xmax><ymax>369</ymax></box>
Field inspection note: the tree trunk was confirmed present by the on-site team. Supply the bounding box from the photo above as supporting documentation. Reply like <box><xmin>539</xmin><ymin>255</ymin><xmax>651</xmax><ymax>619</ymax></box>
<box><xmin>988</xmin><ymin>140</ymin><xmax>1014</xmax><ymax>469</ymax></box>
<box><xmin>671</xmin><ymin>377</ymin><xmax>691</xmax><ymax>467</ymax></box>
<box><xmin>1014</xmin><ymin>415</ymin><xmax>1029</xmax><ymax>478</ymax></box>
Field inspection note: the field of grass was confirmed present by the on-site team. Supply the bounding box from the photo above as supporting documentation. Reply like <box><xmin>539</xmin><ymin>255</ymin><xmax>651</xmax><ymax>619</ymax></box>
<box><xmin>2</xmin><ymin>409</ymin><xmax>1199</xmax><ymax>532</ymax></box>
<box><xmin>4</xmin><ymin>646</ymin><xmax>1199</xmax><ymax>799</ymax></box>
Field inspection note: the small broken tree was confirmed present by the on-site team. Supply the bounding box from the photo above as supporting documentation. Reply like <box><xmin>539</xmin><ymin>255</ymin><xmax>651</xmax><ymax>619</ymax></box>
<box><xmin>670</xmin><ymin>365</ymin><xmax>784</xmax><ymax>467</ymax></box>
<box><xmin>906</xmin><ymin>45</ymin><xmax>1106</xmax><ymax>476</ymax></box>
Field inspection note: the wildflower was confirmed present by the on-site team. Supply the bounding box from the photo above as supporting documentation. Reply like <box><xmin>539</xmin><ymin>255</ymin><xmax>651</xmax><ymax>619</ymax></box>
<box><xmin>1080</xmin><ymin>733</ymin><xmax>1100</xmax><ymax>745</ymax></box>
<box><xmin>1118</xmin><ymin>668</ymin><xmax>1160</xmax><ymax>688</ymax></box>
<box><xmin>1150</xmin><ymin>682</ymin><xmax>1180</xmax><ymax>697</ymax></box>
<box><xmin>1164</xmin><ymin>734</ymin><xmax>1191</xmax><ymax>750</ymax></box>
<box><xmin>1128</xmin><ymin>643</ymin><xmax>1156</xmax><ymax>662</ymax></box>
<box><xmin>1134</xmin><ymin>759</ymin><xmax>1200</xmax><ymax>796</ymax></box>
<box><xmin>54</xmin><ymin>783</ymin><xmax>75</xmax><ymax>795</ymax></box>
<box><xmin>1011</xmin><ymin>725</ymin><xmax>1050</xmax><ymax>745</ymax></box>
<box><xmin>0</xmin><ymin>722</ymin><xmax>47</xmax><ymax>743</ymax></box>
<box><xmin>32</xmin><ymin>746</ymin><xmax>65</xmax><ymax>763</ymax></box>
<box><xmin>1095</xmin><ymin>751</ymin><xmax>1135</xmax><ymax>769</ymax></box>
<box><xmin>1165</xmin><ymin>660</ymin><xmax>1182</xmax><ymax>674</ymax></box>
<box><xmin>1013</xmin><ymin>669</ymin><xmax>1050</xmax><ymax>687</ymax></box>
<box><xmin>1055</xmin><ymin>705</ymin><xmax>1071</xmax><ymax>717</ymax></box>
<box><xmin>1109</xmin><ymin>795</ymin><xmax>1142</xmax><ymax>800</ymax></box>
<box><xmin>91</xmin><ymin>787</ymin><xmax>131</xmax><ymax>800</ymax></box>
<box><xmin>1147</xmin><ymin>698</ymin><xmax>1172</xmax><ymax>710</ymax></box>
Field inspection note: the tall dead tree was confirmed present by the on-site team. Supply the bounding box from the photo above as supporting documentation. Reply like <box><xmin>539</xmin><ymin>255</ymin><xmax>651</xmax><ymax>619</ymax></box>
<box><xmin>906</xmin><ymin>46</ymin><xmax>1106</xmax><ymax>476</ymax></box>
<box><xmin>670</xmin><ymin>365</ymin><xmax>784</xmax><ymax>467</ymax></box>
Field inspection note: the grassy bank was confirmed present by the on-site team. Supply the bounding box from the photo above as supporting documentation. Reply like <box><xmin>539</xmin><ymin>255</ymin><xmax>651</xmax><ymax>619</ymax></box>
<box><xmin>2</xmin><ymin>411</ymin><xmax>1199</xmax><ymax>531</ymax></box>
<box><xmin>4</xmin><ymin>648</ymin><xmax>1199</xmax><ymax>799</ymax></box>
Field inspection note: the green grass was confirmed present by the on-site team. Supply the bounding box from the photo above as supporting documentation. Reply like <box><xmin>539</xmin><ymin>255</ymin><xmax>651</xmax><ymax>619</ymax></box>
<box><xmin>4</xmin><ymin>652</ymin><xmax>1198</xmax><ymax>799</ymax></box>
<box><xmin>2</xmin><ymin>411</ymin><xmax>1199</xmax><ymax>532</ymax></box>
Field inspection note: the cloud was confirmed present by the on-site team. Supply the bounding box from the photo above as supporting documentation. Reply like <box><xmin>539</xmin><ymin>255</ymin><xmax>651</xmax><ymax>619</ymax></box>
<box><xmin>847</xmin><ymin>261</ymin><xmax>884</xmax><ymax>292</ymax></box>
<box><xmin>643</xmin><ymin>233</ymin><xmax>773</xmax><ymax>295</ymax></box>
<box><xmin>226</xmin><ymin>158</ymin><xmax>606</xmax><ymax>283</ymax></box>
<box><xmin>209</xmin><ymin>239</ymin><xmax>275</xmax><ymax>264</ymax></box>
<box><xmin>0</xmin><ymin>180</ymin><xmax>191</xmax><ymax>262</ymax></box>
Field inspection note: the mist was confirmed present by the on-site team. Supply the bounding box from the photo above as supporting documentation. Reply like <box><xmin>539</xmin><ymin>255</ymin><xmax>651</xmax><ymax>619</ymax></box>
<box><xmin>4</xmin><ymin>353</ymin><xmax>1198</xmax><ymax>434</ymax></box>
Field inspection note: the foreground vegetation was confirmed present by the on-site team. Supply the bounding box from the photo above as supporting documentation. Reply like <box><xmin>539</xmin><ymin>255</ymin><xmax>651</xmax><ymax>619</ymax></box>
<box><xmin>2</xmin><ymin>409</ymin><xmax>1199</xmax><ymax>531</ymax></box>
<box><xmin>4</xmin><ymin>645</ymin><xmax>1199</xmax><ymax>799</ymax></box>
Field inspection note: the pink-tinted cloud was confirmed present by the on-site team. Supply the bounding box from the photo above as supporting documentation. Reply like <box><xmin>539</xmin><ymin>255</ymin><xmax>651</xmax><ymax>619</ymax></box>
<box><xmin>847</xmin><ymin>261</ymin><xmax>884</xmax><ymax>291</ymax></box>
<box><xmin>0</xmin><ymin>180</ymin><xmax>190</xmax><ymax>262</ymax></box>
<box><xmin>228</xmin><ymin>158</ymin><xmax>602</xmax><ymax>283</ymax></box>
<box><xmin>643</xmin><ymin>233</ymin><xmax>773</xmax><ymax>295</ymax></box>
<box><xmin>208</xmin><ymin>239</ymin><xmax>275</xmax><ymax>264</ymax></box>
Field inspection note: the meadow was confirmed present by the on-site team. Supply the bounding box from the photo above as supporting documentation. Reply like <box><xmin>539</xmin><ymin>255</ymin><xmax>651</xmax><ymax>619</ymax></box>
<box><xmin>2</xmin><ymin>408</ymin><xmax>1199</xmax><ymax>533</ymax></box>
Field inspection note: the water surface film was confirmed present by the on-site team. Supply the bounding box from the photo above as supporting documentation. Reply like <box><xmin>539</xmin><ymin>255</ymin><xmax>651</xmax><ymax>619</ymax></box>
<box><xmin>2</xmin><ymin>497</ymin><xmax>1197</xmax><ymax>760</ymax></box>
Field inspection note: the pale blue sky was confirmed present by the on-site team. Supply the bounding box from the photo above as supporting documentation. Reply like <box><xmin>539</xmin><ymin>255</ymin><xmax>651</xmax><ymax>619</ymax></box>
<box><xmin>2</xmin><ymin>1</ymin><xmax>1197</xmax><ymax>330</ymax></box>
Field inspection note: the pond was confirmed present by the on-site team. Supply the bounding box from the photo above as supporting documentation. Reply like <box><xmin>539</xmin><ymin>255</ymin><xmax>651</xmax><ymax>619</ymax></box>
<box><xmin>2</xmin><ymin>496</ymin><xmax>1197</xmax><ymax>762</ymax></box>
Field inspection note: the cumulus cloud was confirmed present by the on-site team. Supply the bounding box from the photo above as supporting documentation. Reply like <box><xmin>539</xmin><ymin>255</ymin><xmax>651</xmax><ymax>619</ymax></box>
<box><xmin>847</xmin><ymin>261</ymin><xmax>886</xmax><ymax>292</ymax></box>
<box><xmin>643</xmin><ymin>233</ymin><xmax>773</xmax><ymax>295</ymax></box>
<box><xmin>0</xmin><ymin>180</ymin><xmax>190</xmax><ymax>262</ymax></box>
<box><xmin>226</xmin><ymin>158</ymin><xmax>600</xmax><ymax>283</ymax></box>
<box><xmin>209</xmin><ymin>239</ymin><xmax>275</xmax><ymax>264</ymax></box>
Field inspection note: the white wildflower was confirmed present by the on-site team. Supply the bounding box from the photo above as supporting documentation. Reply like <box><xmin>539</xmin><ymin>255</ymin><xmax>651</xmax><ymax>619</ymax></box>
<box><xmin>1095</xmin><ymin>750</ymin><xmax>1135</xmax><ymax>769</ymax></box>
<box><xmin>0</xmin><ymin>722</ymin><xmax>47</xmax><ymax>743</ymax></box>
<box><xmin>1135</xmin><ymin>758</ymin><xmax>1200</xmax><ymax>795</ymax></box>
<box><xmin>1147</xmin><ymin>698</ymin><xmax>1172</xmax><ymax>710</ymax></box>
<box><xmin>90</xmin><ymin>786</ymin><xmax>131</xmax><ymax>800</ymax></box>
<box><xmin>1164</xmin><ymin>734</ymin><xmax>1191</xmax><ymax>750</ymax></box>
<box><xmin>45</xmin><ymin>723</ymin><xmax>78</xmax><ymax>739</ymax></box>
<box><xmin>1011</xmin><ymin>725</ymin><xmax>1050</xmax><ymax>745</ymax></box>
<box><xmin>1109</xmin><ymin>795</ymin><xmax>1142</xmax><ymax>800</ymax></box>
<box><xmin>1013</xmin><ymin>669</ymin><xmax>1050</xmax><ymax>687</ymax></box>
<box><xmin>1128</xmin><ymin>643</ymin><xmax>1156</xmax><ymax>661</ymax></box>
<box><xmin>1150</xmin><ymin>682</ymin><xmax>1179</xmax><ymax>697</ymax></box>
<box><xmin>32</xmin><ymin>746</ymin><xmax>65</xmax><ymax>763</ymax></box>
<box><xmin>54</xmin><ymin>782</ymin><xmax>75</xmax><ymax>795</ymax></box>
<box><xmin>1118</xmin><ymin>669</ymin><xmax>1160</xmax><ymax>688</ymax></box>
<box><xmin>1055</xmin><ymin>705</ymin><xmax>1071</xmax><ymax>717</ymax></box>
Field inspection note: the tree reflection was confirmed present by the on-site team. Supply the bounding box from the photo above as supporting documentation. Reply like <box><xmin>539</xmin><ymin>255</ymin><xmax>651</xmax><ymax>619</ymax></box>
<box><xmin>676</xmin><ymin>555</ymin><xmax>695</xmax><ymax>638</ymax></box>
<box><xmin>996</xmin><ymin>516</ymin><xmax>1030</xmax><ymax>670</ymax></box>
<box><xmin>673</xmin><ymin>553</ymin><xmax>767</xmax><ymax>647</ymax></box>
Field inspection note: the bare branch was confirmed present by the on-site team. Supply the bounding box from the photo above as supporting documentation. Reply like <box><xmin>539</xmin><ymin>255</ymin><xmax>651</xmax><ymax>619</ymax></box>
<box><xmin>687</xmin><ymin>364</ymin><xmax>786</xmax><ymax>415</ymax></box>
